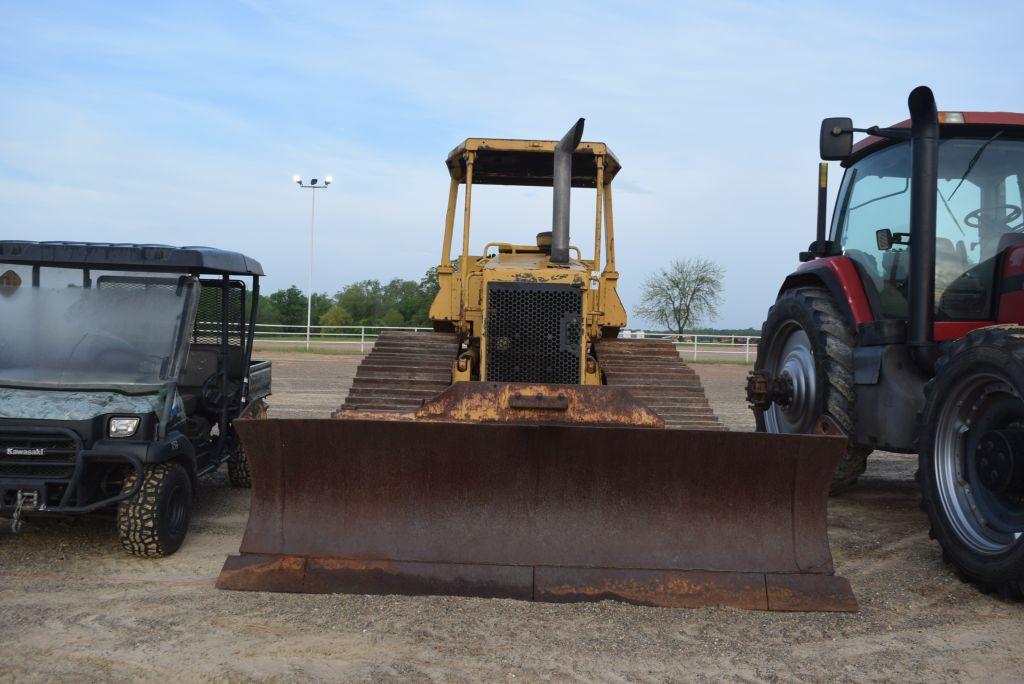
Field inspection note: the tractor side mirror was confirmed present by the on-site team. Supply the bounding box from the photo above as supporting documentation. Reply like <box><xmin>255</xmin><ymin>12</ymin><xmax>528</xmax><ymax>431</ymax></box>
<box><xmin>876</xmin><ymin>228</ymin><xmax>894</xmax><ymax>251</ymax></box>
<box><xmin>820</xmin><ymin>117</ymin><xmax>853</xmax><ymax>161</ymax></box>
<box><xmin>876</xmin><ymin>228</ymin><xmax>910</xmax><ymax>251</ymax></box>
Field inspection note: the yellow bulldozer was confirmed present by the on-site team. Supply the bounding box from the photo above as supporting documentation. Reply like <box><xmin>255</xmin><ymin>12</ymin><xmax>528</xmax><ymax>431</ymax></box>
<box><xmin>217</xmin><ymin>120</ymin><xmax>857</xmax><ymax>612</ymax></box>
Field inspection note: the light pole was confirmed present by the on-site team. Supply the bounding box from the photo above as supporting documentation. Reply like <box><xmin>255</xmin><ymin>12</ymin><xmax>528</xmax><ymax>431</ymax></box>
<box><xmin>294</xmin><ymin>175</ymin><xmax>332</xmax><ymax>350</ymax></box>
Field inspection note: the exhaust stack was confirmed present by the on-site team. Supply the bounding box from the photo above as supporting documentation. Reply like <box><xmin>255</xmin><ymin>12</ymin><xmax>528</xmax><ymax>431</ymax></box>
<box><xmin>907</xmin><ymin>86</ymin><xmax>939</xmax><ymax>371</ymax></box>
<box><xmin>551</xmin><ymin>118</ymin><xmax>585</xmax><ymax>263</ymax></box>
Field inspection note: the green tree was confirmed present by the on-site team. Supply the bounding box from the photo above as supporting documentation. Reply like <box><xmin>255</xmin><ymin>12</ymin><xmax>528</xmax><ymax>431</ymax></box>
<box><xmin>383</xmin><ymin>278</ymin><xmax>422</xmax><ymax>324</ymax></box>
<box><xmin>311</xmin><ymin>292</ymin><xmax>332</xmax><ymax>325</ymax></box>
<box><xmin>381</xmin><ymin>307</ymin><xmax>406</xmax><ymax>327</ymax></box>
<box><xmin>256</xmin><ymin>296</ymin><xmax>282</xmax><ymax>325</ymax></box>
<box><xmin>333</xmin><ymin>279</ymin><xmax>385</xmax><ymax>324</ymax></box>
<box><xmin>263</xmin><ymin>286</ymin><xmax>330</xmax><ymax>327</ymax></box>
<box><xmin>267</xmin><ymin>286</ymin><xmax>307</xmax><ymax>326</ymax></box>
<box><xmin>319</xmin><ymin>304</ymin><xmax>352</xmax><ymax>327</ymax></box>
<box><xmin>246</xmin><ymin>291</ymin><xmax>283</xmax><ymax>325</ymax></box>
<box><xmin>261</xmin><ymin>269</ymin><xmax>441</xmax><ymax>330</ymax></box>
<box><xmin>411</xmin><ymin>267</ymin><xmax>440</xmax><ymax>326</ymax></box>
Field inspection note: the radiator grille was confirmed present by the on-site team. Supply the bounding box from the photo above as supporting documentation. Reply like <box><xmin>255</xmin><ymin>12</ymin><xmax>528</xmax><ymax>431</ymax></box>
<box><xmin>485</xmin><ymin>282</ymin><xmax>583</xmax><ymax>384</ymax></box>
<box><xmin>0</xmin><ymin>431</ymin><xmax>78</xmax><ymax>479</ymax></box>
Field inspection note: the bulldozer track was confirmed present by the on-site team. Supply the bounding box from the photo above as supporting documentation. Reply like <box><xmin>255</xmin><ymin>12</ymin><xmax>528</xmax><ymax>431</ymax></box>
<box><xmin>340</xmin><ymin>330</ymin><xmax>460</xmax><ymax>412</ymax></box>
<box><xmin>594</xmin><ymin>338</ymin><xmax>724</xmax><ymax>430</ymax></box>
<box><xmin>341</xmin><ymin>332</ymin><xmax>722</xmax><ymax>430</ymax></box>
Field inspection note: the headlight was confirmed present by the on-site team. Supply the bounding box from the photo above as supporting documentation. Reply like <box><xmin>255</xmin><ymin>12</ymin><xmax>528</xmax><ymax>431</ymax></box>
<box><xmin>109</xmin><ymin>417</ymin><xmax>141</xmax><ymax>438</ymax></box>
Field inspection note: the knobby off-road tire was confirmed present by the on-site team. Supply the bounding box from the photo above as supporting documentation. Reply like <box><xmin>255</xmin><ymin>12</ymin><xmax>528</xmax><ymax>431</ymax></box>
<box><xmin>229</xmin><ymin>399</ymin><xmax>266</xmax><ymax>487</ymax></box>
<box><xmin>117</xmin><ymin>463</ymin><xmax>193</xmax><ymax>558</ymax></box>
<box><xmin>754</xmin><ymin>286</ymin><xmax>872</xmax><ymax>493</ymax></box>
<box><xmin>227</xmin><ymin>440</ymin><xmax>252</xmax><ymax>488</ymax></box>
<box><xmin>917</xmin><ymin>325</ymin><xmax>1024</xmax><ymax>599</ymax></box>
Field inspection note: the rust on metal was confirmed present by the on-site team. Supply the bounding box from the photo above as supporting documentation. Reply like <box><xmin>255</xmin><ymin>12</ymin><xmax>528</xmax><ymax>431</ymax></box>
<box><xmin>217</xmin><ymin>417</ymin><xmax>857</xmax><ymax>612</ymax></box>
<box><xmin>766</xmin><ymin>573</ymin><xmax>858</xmax><ymax>612</ymax></box>
<box><xmin>337</xmin><ymin>332</ymin><xmax>724</xmax><ymax>431</ymax></box>
<box><xmin>814</xmin><ymin>414</ymin><xmax>847</xmax><ymax>438</ymax></box>
<box><xmin>336</xmin><ymin>382</ymin><xmax>663</xmax><ymax>428</ymax></box>
<box><xmin>745</xmin><ymin>369</ymin><xmax>771</xmax><ymax>411</ymax></box>
<box><xmin>238</xmin><ymin>397</ymin><xmax>268</xmax><ymax>421</ymax></box>
<box><xmin>508</xmin><ymin>391</ymin><xmax>570</xmax><ymax>411</ymax></box>
<box><xmin>218</xmin><ymin>554</ymin><xmax>534</xmax><ymax>599</ymax></box>
<box><xmin>217</xmin><ymin>553</ymin><xmax>307</xmax><ymax>594</ymax></box>
<box><xmin>534</xmin><ymin>568</ymin><xmax>771</xmax><ymax>610</ymax></box>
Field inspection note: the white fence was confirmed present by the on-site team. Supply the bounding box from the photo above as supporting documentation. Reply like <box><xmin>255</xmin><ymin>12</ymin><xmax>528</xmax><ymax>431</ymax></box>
<box><xmin>617</xmin><ymin>330</ymin><xmax>760</xmax><ymax>362</ymax></box>
<box><xmin>252</xmin><ymin>324</ymin><xmax>430</xmax><ymax>352</ymax></box>
<box><xmin>253</xmin><ymin>323</ymin><xmax>759</xmax><ymax>361</ymax></box>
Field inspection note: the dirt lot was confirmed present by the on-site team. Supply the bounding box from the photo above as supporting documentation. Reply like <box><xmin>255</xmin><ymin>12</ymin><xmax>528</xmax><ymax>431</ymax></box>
<box><xmin>2</xmin><ymin>351</ymin><xmax>1022</xmax><ymax>682</ymax></box>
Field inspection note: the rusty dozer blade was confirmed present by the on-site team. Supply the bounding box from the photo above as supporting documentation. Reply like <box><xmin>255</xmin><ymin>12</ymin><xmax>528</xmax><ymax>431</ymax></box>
<box><xmin>336</xmin><ymin>382</ymin><xmax>667</xmax><ymax>427</ymax></box>
<box><xmin>218</xmin><ymin>384</ymin><xmax>857</xmax><ymax>612</ymax></box>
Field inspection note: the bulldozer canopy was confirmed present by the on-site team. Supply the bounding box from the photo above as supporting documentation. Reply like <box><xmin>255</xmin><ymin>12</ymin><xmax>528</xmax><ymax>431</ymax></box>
<box><xmin>446</xmin><ymin>138</ymin><xmax>621</xmax><ymax>187</ymax></box>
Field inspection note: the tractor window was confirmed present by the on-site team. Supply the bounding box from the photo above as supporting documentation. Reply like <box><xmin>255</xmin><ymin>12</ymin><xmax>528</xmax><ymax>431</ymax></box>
<box><xmin>833</xmin><ymin>137</ymin><xmax>1024</xmax><ymax>321</ymax></box>
<box><xmin>935</xmin><ymin>173</ymin><xmax>985</xmax><ymax>320</ymax></box>
<box><xmin>833</xmin><ymin>143</ymin><xmax>912</xmax><ymax>319</ymax></box>
<box><xmin>932</xmin><ymin>138</ymin><xmax>1024</xmax><ymax>320</ymax></box>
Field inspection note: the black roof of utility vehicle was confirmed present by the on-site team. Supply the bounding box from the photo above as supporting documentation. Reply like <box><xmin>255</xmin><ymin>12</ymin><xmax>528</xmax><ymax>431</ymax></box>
<box><xmin>0</xmin><ymin>241</ymin><xmax>264</xmax><ymax>276</ymax></box>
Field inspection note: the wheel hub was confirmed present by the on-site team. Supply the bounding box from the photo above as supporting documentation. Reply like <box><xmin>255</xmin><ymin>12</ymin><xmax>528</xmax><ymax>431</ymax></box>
<box><xmin>761</xmin><ymin>321</ymin><xmax>823</xmax><ymax>432</ymax></box>
<box><xmin>761</xmin><ymin>323</ymin><xmax>819</xmax><ymax>434</ymax></box>
<box><xmin>745</xmin><ymin>369</ymin><xmax>795</xmax><ymax>410</ymax></box>
<box><xmin>773</xmin><ymin>372</ymin><xmax>795</xmax><ymax>408</ymax></box>
<box><xmin>934</xmin><ymin>375</ymin><xmax>1024</xmax><ymax>551</ymax></box>
<box><xmin>975</xmin><ymin>429</ymin><xmax>1024</xmax><ymax>495</ymax></box>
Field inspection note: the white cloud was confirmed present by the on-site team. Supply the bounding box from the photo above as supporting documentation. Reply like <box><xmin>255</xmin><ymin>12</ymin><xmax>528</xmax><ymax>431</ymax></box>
<box><xmin>2</xmin><ymin>1</ymin><xmax>1023</xmax><ymax>326</ymax></box>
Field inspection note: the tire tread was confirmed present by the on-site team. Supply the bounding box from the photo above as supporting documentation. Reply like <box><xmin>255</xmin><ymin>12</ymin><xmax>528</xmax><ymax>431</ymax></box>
<box><xmin>917</xmin><ymin>325</ymin><xmax>1024</xmax><ymax>599</ymax></box>
<box><xmin>227</xmin><ymin>442</ymin><xmax>252</xmax><ymax>488</ymax></box>
<box><xmin>755</xmin><ymin>286</ymin><xmax>870</xmax><ymax>492</ymax></box>
<box><xmin>117</xmin><ymin>463</ymin><xmax>191</xmax><ymax>558</ymax></box>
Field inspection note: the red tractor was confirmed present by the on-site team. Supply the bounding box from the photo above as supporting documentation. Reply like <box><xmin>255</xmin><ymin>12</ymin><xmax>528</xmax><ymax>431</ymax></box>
<box><xmin>749</xmin><ymin>86</ymin><xmax>1024</xmax><ymax>597</ymax></box>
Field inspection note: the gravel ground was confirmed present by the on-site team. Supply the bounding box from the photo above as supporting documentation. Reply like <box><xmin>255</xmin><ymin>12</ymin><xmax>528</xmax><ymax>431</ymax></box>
<box><xmin>1</xmin><ymin>351</ymin><xmax>1022</xmax><ymax>682</ymax></box>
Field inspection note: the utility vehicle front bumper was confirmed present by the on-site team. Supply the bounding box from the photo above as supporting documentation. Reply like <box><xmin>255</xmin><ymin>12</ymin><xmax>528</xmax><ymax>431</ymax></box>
<box><xmin>0</xmin><ymin>425</ymin><xmax>144</xmax><ymax>515</ymax></box>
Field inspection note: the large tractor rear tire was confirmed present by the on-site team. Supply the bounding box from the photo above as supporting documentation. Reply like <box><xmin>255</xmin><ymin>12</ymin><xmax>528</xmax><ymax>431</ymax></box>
<box><xmin>917</xmin><ymin>326</ymin><xmax>1024</xmax><ymax>598</ymax></box>
<box><xmin>754</xmin><ymin>286</ymin><xmax>871</xmax><ymax>492</ymax></box>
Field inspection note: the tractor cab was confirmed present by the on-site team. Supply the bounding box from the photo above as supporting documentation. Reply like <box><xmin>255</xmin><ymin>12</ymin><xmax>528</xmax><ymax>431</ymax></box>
<box><xmin>830</xmin><ymin>118</ymin><xmax>1024</xmax><ymax>324</ymax></box>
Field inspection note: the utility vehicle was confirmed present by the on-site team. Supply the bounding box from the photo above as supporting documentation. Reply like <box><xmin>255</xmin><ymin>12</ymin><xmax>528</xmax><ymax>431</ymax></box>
<box><xmin>0</xmin><ymin>241</ymin><xmax>269</xmax><ymax>556</ymax></box>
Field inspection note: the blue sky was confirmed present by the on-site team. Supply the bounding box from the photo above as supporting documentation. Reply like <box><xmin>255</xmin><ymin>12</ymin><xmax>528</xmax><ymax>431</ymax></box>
<box><xmin>3</xmin><ymin>1</ymin><xmax>1023</xmax><ymax>327</ymax></box>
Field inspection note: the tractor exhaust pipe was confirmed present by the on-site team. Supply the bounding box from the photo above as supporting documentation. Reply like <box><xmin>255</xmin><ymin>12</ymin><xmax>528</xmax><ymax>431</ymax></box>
<box><xmin>551</xmin><ymin>118</ymin><xmax>585</xmax><ymax>263</ymax></box>
<box><xmin>907</xmin><ymin>86</ymin><xmax>939</xmax><ymax>372</ymax></box>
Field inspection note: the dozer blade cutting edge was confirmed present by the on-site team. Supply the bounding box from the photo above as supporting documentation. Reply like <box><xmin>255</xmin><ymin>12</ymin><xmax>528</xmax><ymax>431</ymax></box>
<box><xmin>217</xmin><ymin>384</ymin><xmax>857</xmax><ymax>612</ymax></box>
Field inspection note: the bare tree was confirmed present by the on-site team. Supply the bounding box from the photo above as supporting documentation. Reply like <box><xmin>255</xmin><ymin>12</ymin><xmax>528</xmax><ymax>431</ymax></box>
<box><xmin>636</xmin><ymin>258</ymin><xmax>724</xmax><ymax>333</ymax></box>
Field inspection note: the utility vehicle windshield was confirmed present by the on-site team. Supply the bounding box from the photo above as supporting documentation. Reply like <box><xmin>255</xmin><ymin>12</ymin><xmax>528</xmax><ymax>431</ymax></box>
<box><xmin>832</xmin><ymin>136</ymin><xmax>1024</xmax><ymax>320</ymax></box>
<box><xmin>0</xmin><ymin>265</ymin><xmax>198</xmax><ymax>390</ymax></box>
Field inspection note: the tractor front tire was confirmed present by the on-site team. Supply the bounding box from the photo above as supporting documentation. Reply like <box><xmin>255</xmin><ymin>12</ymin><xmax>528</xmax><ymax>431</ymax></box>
<box><xmin>917</xmin><ymin>325</ymin><xmax>1024</xmax><ymax>598</ymax></box>
<box><xmin>117</xmin><ymin>463</ymin><xmax>193</xmax><ymax>558</ymax></box>
<box><xmin>754</xmin><ymin>286</ymin><xmax>872</xmax><ymax>492</ymax></box>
